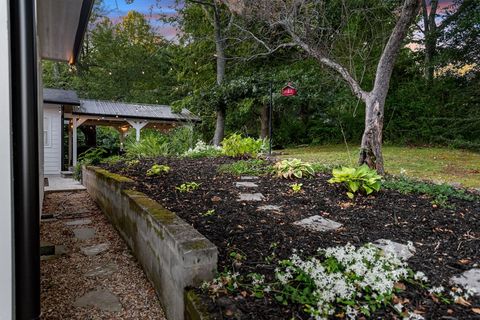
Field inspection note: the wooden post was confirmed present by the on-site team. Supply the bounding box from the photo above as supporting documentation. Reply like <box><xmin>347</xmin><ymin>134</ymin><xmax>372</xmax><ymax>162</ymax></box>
<box><xmin>127</xmin><ymin>120</ymin><xmax>148</xmax><ymax>142</ymax></box>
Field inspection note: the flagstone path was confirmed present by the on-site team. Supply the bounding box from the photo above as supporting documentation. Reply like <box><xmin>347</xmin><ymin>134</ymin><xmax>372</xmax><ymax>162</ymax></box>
<box><xmin>40</xmin><ymin>191</ymin><xmax>165</xmax><ymax>319</ymax></box>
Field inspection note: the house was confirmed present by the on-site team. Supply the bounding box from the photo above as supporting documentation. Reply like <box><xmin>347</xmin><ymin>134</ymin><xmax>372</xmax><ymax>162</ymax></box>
<box><xmin>0</xmin><ymin>1</ymin><xmax>94</xmax><ymax>319</ymax></box>
<box><xmin>43</xmin><ymin>88</ymin><xmax>200</xmax><ymax>174</ymax></box>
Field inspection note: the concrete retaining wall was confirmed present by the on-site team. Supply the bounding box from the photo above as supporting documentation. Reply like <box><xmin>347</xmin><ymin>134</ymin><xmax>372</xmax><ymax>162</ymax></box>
<box><xmin>83</xmin><ymin>166</ymin><xmax>218</xmax><ymax>320</ymax></box>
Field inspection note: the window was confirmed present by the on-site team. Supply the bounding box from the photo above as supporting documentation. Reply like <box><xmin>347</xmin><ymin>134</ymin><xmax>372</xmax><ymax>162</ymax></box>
<box><xmin>44</xmin><ymin>116</ymin><xmax>51</xmax><ymax>147</ymax></box>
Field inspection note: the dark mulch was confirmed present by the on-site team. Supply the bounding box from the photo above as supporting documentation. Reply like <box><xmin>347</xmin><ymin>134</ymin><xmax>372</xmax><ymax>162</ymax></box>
<box><xmin>101</xmin><ymin>157</ymin><xmax>480</xmax><ymax>319</ymax></box>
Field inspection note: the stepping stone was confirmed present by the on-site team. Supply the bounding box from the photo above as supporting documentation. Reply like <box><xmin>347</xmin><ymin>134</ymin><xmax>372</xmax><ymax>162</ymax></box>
<box><xmin>81</xmin><ymin>243</ymin><xmax>109</xmax><ymax>256</ymax></box>
<box><xmin>65</xmin><ymin>219</ymin><xmax>92</xmax><ymax>226</ymax></box>
<box><xmin>451</xmin><ymin>268</ymin><xmax>480</xmax><ymax>296</ymax></box>
<box><xmin>85</xmin><ymin>262</ymin><xmax>118</xmax><ymax>278</ymax></box>
<box><xmin>241</xmin><ymin>176</ymin><xmax>259</xmax><ymax>180</ymax></box>
<box><xmin>40</xmin><ymin>243</ymin><xmax>67</xmax><ymax>260</ymax></box>
<box><xmin>73</xmin><ymin>288</ymin><xmax>122</xmax><ymax>312</ymax></box>
<box><xmin>73</xmin><ymin>228</ymin><xmax>96</xmax><ymax>241</ymax></box>
<box><xmin>372</xmin><ymin>239</ymin><xmax>415</xmax><ymax>260</ymax></box>
<box><xmin>257</xmin><ymin>205</ymin><xmax>282</xmax><ymax>212</ymax></box>
<box><xmin>235</xmin><ymin>181</ymin><xmax>258</xmax><ymax>188</ymax></box>
<box><xmin>293</xmin><ymin>215</ymin><xmax>342</xmax><ymax>232</ymax></box>
<box><xmin>237</xmin><ymin>193</ymin><xmax>265</xmax><ymax>202</ymax></box>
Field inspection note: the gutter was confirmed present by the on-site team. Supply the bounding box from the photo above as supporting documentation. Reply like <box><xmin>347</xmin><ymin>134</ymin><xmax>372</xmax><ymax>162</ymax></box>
<box><xmin>10</xmin><ymin>0</ymin><xmax>41</xmax><ymax>319</ymax></box>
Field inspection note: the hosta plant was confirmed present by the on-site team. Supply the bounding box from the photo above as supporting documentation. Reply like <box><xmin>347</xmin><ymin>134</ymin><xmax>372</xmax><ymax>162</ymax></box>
<box><xmin>328</xmin><ymin>165</ymin><xmax>381</xmax><ymax>199</ymax></box>
<box><xmin>146</xmin><ymin>164</ymin><xmax>170</xmax><ymax>176</ymax></box>
<box><xmin>176</xmin><ymin>182</ymin><xmax>200</xmax><ymax>193</ymax></box>
<box><xmin>221</xmin><ymin>133</ymin><xmax>265</xmax><ymax>158</ymax></box>
<box><xmin>273</xmin><ymin>159</ymin><xmax>315</xmax><ymax>179</ymax></box>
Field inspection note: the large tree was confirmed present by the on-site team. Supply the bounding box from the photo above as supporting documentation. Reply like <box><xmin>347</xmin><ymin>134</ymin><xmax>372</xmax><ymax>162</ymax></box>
<box><xmin>222</xmin><ymin>0</ymin><xmax>421</xmax><ymax>174</ymax></box>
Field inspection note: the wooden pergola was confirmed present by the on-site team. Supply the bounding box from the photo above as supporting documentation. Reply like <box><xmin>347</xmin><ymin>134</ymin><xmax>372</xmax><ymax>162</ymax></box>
<box><xmin>44</xmin><ymin>89</ymin><xmax>201</xmax><ymax>167</ymax></box>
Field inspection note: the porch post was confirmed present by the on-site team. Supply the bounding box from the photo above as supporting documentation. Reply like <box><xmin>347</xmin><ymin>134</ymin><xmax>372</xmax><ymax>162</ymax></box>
<box><xmin>127</xmin><ymin>120</ymin><xmax>148</xmax><ymax>142</ymax></box>
<box><xmin>72</xmin><ymin>117</ymin><xmax>87</xmax><ymax>166</ymax></box>
<box><xmin>72</xmin><ymin>117</ymin><xmax>78</xmax><ymax>166</ymax></box>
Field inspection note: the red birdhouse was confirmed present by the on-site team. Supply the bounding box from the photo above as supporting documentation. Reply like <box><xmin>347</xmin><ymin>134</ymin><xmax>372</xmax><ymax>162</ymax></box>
<box><xmin>281</xmin><ymin>82</ymin><xmax>297</xmax><ymax>96</ymax></box>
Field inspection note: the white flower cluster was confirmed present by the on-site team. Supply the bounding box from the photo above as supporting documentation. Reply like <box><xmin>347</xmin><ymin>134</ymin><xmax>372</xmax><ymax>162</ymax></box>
<box><xmin>413</xmin><ymin>271</ymin><xmax>429</xmax><ymax>282</ymax></box>
<box><xmin>449</xmin><ymin>286</ymin><xmax>478</xmax><ymax>301</ymax></box>
<box><xmin>275</xmin><ymin>243</ymin><xmax>410</xmax><ymax>319</ymax></box>
<box><xmin>183</xmin><ymin>140</ymin><xmax>222</xmax><ymax>157</ymax></box>
<box><xmin>203</xmin><ymin>271</ymin><xmax>240</xmax><ymax>293</ymax></box>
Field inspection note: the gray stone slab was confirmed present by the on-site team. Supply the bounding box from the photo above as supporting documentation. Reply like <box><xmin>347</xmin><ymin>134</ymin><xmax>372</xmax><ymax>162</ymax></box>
<box><xmin>85</xmin><ymin>262</ymin><xmax>118</xmax><ymax>278</ymax></box>
<box><xmin>451</xmin><ymin>268</ymin><xmax>480</xmax><ymax>296</ymax></box>
<box><xmin>372</xmin><ymin>239</ymin><xmax>415</xmax><ymax>260</ymax></box>
<box><xmin>74</xmin><ymin>288</ymin><xmax>122</xmax><ymax>312</ymax></box>
<box><xmin>293</xmin><ymin>215</ymin><xmax>343</xmax><ymax>232</ymax></box>
<box><xmin>65</xmin><ymin>219</ymin><xmax>92</xmax><ymax>226</ymax></box>
<box><xmin>81</xmin><ymin>243</ymin><xmax>109</xmax><ymax>256</ymax></box>
<box><xmin>257</xmin><ymin>205</ymin><xmax>282</xmax><ymax>211</ymax></box>
<box><xmin>237</xmin><ymin>193</ymin><xmax>265</xmax><ymax>201</ymax></box>
<box><xmin>240</xmin><ymin>176</ymin><xmax>259</xmax><ymax>180</ymax></box>
<box><xmin>73</xmin><ymin>228</ymin><xmax>96</xmax><ymax>241</ymax></box>
<box><xmin>235</xmin><ymin>181</ymin><xmax>258</xmax><ymax>188</ymax></box>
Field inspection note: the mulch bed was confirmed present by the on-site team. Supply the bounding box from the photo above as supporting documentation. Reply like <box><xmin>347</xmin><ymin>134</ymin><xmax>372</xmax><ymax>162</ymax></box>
<box><xmin>102</xmin><ymin>157</ymin><xmax>480</xmax><ymax>319</ymax></box>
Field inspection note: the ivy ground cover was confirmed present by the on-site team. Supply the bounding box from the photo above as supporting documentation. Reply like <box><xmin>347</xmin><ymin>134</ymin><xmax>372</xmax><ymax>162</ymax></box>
<box><xmin>101</xmin><ymin>157</ymin><xmax>480</xmax><ymax>319</ymax></box>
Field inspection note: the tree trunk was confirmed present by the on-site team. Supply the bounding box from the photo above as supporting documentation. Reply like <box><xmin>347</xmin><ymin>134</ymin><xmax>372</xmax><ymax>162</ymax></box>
<box><xmin>358</xmin><ymin>94</ymin><xmax>385</xmax><ymax>175</ymax></box>
<box><xmin>260</xmin><ymin>103</ymin><xmax>269</xmax><ymax>139</ymax></box>
<box><xmin>212</xmin><ymin>2</ymin><xmax>227</xmax><ymax>145</ymax></box>
<box><xmin>421</xmin><ymin>0</ymin><xmax>438</xmax><ymax>81</ymax></box>
<box><xmin>213</xmin><ymin>108</ymin><xmax>226</xmax><ymax>146</ymax></box>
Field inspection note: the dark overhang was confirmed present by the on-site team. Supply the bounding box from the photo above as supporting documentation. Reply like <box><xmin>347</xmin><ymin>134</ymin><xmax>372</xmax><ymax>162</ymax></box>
<box><xmin>43</xmin><ymin>88</ymin><xmax>80</xmax><ymax>106</ymax></box>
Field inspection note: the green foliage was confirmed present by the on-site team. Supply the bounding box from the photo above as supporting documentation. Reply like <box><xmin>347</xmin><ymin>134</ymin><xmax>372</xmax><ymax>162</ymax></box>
<box><xmin>218</xmin><ymin>159</ymin><xmax>271</xmax><ymax>176</ymax></box>
<box><xmin>200</xmin><ymin>209</ymin><xmax>216</xmax><ymax>217</ymax></box>
<box><xmin>328</xmin><ymin>165</ymin><xmax>382</xmax><ymax>199</ymax></box>
<box><xmin>273</xmin><ymin>159</ymin><xmax>315</xmax><ymax>179</ymax></box>
<box><xmin>126</xmin><ymin>159</ymin><xmax>140</xmax><ymax>167</ymax></box>
<box><xmin>221</xmin><ymin>133</ymin><xmax>265</xmax><ymax>158</ymax></box>
<box><xmin>183</xmin><ymin>141</ymin><xmax>222</xmax><ymax>158</ymax></box>
<box><xmin>175</xmin><ymin>182</ymin><xmax>201</xmax><ymax>193</ymax></box>
<box><xmin>100</xmin><ymin>155</ymin><xmax>123</xmax><ymax>165</ymax></box>
<box><xmin>290</xmin><ymin>183</ymin><xmax>303</xmax><ymax>193</ymax></box>
<box><xmin>73</xmin><ymin>147</ymin><xmax>108</xmax><ymax>181</ymax></box>
<box><xmin>146</xmin><ymin>164</ymin><xmax>170</xmax><ymax>176</ymax></box>
<box><xmin>383</xmin><ymin>175</ymin><xmax>477</xmax><ymax>208</ymax></box>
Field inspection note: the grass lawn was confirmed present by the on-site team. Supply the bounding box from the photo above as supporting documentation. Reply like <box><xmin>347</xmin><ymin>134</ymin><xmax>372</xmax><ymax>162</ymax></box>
<box><xmin>280</xmin><ymin>144</ymin><xmax>480</xmax><ymax>189</ymax></box>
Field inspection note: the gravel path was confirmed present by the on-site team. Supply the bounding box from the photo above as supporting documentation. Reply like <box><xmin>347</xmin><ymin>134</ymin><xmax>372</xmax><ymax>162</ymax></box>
<box><xmin>41</xmin><ymin>191</ymin><xmax>166</xmax><ymax>319</ymax></box>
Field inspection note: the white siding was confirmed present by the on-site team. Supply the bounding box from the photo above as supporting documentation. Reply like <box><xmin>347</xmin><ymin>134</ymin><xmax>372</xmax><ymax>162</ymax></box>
<box><xmin>0</xmin><ymin>0</ymin><xmax>14</xmax><ymax>317</ymax></box>
<box><xmin>43</xmin><ymin>104</ymin><xmax>62</xmax><ymax>174</ymax></box>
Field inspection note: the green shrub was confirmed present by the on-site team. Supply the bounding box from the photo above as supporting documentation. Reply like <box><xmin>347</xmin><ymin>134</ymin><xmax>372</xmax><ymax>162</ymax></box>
<box><xmin>125</xmin><ymin>132</ymin><xmax>170</xmax><ymax>159</ymax></box>
<box><xmin>176</xmin><ymin>182</ymin><xmax>201</xmax><ymax>193</ymax></box>
<box><xmin>218</xmin><ymin>159</ymin><xmax>271</xmax><ymax>176</ymax></box>
<box><xmin>290</xmin><ymin>183</ymin><xmax>303</xmax><ymax>193</ymax></box>
<box><xmin>328</xmin><ymin>165</ymin><xmax>382</xmax><ymax>199</ymax></box>
<box><xmin>146</xmin><ymin>164</ymin><xmax>170</xmax><ymax>176</ymax></box>
<box><xmin>222</xmin><ymin>133</ymin><xmax>265</xmax><ymax>158</ymax></box>
<box><xmin>273</xmin><ymin>159</ymin><xmax>315</xmax><ymax>179</ymax></box>
<box><xmin>183</xmin><ymin>140</ymin><xmax>222</xmax><ymax>158</ymax></box>
<box><xmin>383</xmin><ymin>175</ymin><xmax>477</xmax><ymax>208</ymax></box>
<box><xmin>100</xmin><ymin>155</ymin><xmax>123</xmax><ymax>165</ymax></box>
<box><xmin>73</xmin><ymin>147</ymin><xmax>108</xmax><ymax>181</ymax></box>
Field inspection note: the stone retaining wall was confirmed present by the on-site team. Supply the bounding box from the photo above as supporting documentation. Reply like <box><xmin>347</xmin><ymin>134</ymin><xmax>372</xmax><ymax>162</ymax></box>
<box><xmin>83</xmin><ymin>166</ymin><xmax>218</xmax><ymax>320</ymax></box>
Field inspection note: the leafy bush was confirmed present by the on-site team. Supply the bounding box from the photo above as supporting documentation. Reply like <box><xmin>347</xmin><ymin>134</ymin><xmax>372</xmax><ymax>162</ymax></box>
<box><xmin>183</xmin><ymin>140</ymin><xmax>222</xmax><ymax>158</ymax></box>
<box><xmin>222</xmin><ymin>133</ymin><xmax>265</xmax><ymax>158</ymax></box>
<box><xmin>273</xmin><ymin>159</ymin><xmax>315</xmax><ymax>179</ymax></box>
<box><xmin>383</xmin><ymin>175</ymin><xmax>477</xmax><ymax>208</ymax></box>
<box><xmin>73</xmin><ymin>147</ymin><xmax>108</xmax><ymax>181</ymax></box>
<box><xmin>328</xmin><ymin>165</ymin><xmax>382</xmax><ymax>199</ymax></box>
<box><xmin>176</xmin><ymin>182</ymin><xmax>201</xmax><ymax>193</ymax></box>
<box><xmin>218</xmin><ymin>159</ymin><xmax>271</xmax><ymax>176</ymax></box>
<box><xmin>100</xmin><ymin>155</ymin><xmax>123</xmax><ymax>165</ymax></box>
<box><xmin>146</xmin><ymin>164</ymin><xmax>170</xmax><ymax>176</ymax></box>
<box><xmin>125</xmin><ymin>132</ymin><xmax>170</xmax><ymax>159</ymax></box>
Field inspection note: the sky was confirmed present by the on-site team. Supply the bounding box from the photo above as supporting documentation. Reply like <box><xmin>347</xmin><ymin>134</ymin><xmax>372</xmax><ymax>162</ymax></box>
<box><xmin>103</xmin><ymin>0</ymin><xmax>180</xmax><ymax>40</ymax></box>
<box><xmin>102</xmin><ymin>0</ymin><xmax>454</xmax><ymax>42</ymax></box>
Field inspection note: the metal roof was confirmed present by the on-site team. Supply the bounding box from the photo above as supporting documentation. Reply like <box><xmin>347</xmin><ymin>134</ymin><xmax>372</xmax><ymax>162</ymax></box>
<box><xmin>43</xmin><ymin>88</ymin><xmax>80</xmax><ymax>105</ymax></box>
<box><xmin>73</xmin><ymin>99</ymin><xmax>201</xmax><ymax>123</ymax></box>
